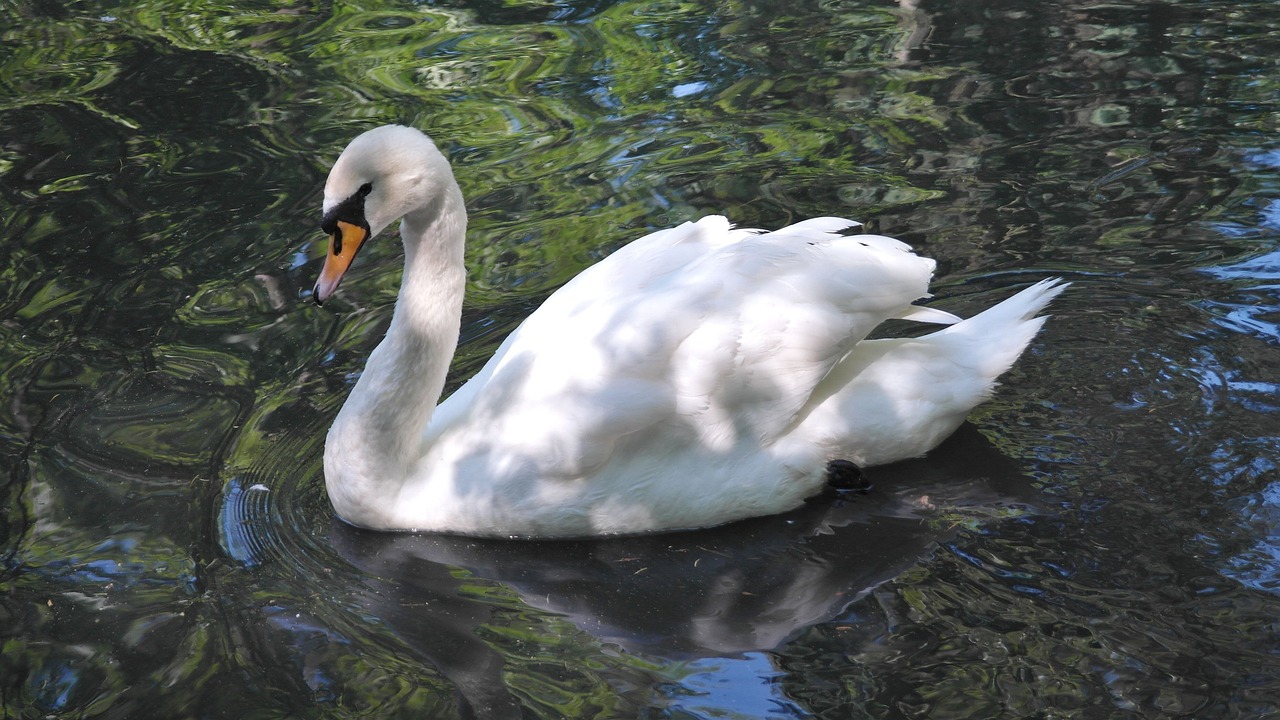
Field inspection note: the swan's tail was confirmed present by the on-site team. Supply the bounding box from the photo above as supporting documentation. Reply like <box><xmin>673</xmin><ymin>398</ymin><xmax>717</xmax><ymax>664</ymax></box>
<box><xmin>930</xmin><ymin>277</ymin><xmax>1069</xmax><ymax>382</ymax></box>
<box><xmin>790</xmin><ymin>278</ymin><xmax>1068</xmax><ymax>468</ymax></box>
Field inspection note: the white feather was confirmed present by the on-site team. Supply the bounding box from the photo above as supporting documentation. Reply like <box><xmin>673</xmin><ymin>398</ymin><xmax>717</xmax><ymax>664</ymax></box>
<box><xmin>317</xmin><ymin>125</ymin><xmax>1066</xmax><ymax>537</ymax></box>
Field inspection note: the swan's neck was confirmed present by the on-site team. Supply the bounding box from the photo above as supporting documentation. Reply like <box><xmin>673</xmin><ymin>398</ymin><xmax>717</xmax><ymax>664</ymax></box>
<box><xmin>325</xmin><ymin>184</ymin><xmax>466</xmax><ymax>524</ymax></box>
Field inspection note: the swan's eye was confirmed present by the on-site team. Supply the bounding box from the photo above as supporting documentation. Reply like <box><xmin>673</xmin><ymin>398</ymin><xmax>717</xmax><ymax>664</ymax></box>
<box><xmin>358</xmin><ymin>182</ymin><xmax>373</xmax><ymax>197</ymax></box>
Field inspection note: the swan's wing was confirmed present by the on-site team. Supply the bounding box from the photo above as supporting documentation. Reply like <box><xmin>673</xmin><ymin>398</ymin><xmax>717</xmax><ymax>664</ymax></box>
<box><xmin>663</xmin><ymin>221</ymin><xmax>945</xmax><ymax>445</ymax></box>
<box><xmin>431</xmin><ymin>215</ymin><xmax>941</xmax><ymax>479</ymax></box>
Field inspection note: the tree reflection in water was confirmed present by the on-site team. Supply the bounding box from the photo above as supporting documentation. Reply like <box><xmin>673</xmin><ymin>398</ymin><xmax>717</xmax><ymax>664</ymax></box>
<box><xmin>3</xmin><ymin>0</ymin><xmax>1280</xmax><ymax>716</ymax></box>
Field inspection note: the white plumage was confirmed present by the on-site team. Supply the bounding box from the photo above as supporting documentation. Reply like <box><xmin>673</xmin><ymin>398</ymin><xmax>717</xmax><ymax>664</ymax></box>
<box><xmin>314</xmin><ymin>125</ymin><xmax>1065</xmax><ymax>537</ymax></box>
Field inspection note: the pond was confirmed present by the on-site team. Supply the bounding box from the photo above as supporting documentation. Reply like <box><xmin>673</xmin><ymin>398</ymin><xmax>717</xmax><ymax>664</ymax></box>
<box><xmin>2</xmin><ymin>0</ymin><xmax>1279</xmax><ymax>717</ymax></box>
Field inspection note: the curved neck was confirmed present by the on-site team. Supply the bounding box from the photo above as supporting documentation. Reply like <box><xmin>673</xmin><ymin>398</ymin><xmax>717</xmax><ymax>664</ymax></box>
<box><xmin>326</xmin><ymin>182</ymin><xmax>467</xmax><ymax>522</ymax></box>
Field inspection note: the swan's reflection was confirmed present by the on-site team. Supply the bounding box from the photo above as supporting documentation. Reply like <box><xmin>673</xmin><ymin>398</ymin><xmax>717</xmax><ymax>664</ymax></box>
<box><xmin>328</xmin><ymin>424</ymin><xmax>1034</xmax><ymax>717</ymax></box>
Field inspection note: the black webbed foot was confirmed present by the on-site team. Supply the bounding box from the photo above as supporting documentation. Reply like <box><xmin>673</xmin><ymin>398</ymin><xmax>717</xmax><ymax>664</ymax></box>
<box><xmin>825</xmin><ymin>459</ymin><xmax>870</xmax><ymax>491</ymax></box>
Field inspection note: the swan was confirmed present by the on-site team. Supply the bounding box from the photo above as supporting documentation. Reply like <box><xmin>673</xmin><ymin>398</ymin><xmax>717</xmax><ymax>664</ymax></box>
<box><xmin>313</xmin><ymin>124</ymin><xmax>1065</xmax><ymax>538</ymax></box>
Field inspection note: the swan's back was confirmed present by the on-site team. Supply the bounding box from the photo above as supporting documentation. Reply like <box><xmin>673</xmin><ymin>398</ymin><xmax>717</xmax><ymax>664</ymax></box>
<box><xmin>434</xmin><ymin>216</ymin><xmax>940</xmax><ymax>444</ymax></box>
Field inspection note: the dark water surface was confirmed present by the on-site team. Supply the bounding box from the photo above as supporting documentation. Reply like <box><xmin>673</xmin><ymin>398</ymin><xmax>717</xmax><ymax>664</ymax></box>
<box><xmin>3</xmin><ymin>0</ymin><xmax>1279</xmax><ymax>717</ymax></box>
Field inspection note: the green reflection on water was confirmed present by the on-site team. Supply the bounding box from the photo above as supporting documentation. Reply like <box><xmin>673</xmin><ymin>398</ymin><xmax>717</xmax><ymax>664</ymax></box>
<box><xmin>3</xmin><ymin>0</ymin><xmax>1280</xmax><ymax>717</ymax></box>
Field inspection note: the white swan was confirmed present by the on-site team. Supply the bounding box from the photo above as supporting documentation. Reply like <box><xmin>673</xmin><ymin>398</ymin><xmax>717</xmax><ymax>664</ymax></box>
<box><xmin>313</xmin><ymin>124</ymin><xmax>1065</xmax><ymax>538</ymax></box>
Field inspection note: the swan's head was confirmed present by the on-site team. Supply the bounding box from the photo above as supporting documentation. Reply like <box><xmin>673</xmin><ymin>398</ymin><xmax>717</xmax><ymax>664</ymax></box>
<box><xmin>314</xmin><ymin>125</ymin><xmax>454</xmax><ymax>304</ymax></box>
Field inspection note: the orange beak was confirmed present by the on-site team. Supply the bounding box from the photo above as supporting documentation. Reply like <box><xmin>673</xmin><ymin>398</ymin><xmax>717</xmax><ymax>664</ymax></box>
<box><xmin>314</xmin><ymin>220</ymin><xmax>368</xmax><ymax>305</ymax></box>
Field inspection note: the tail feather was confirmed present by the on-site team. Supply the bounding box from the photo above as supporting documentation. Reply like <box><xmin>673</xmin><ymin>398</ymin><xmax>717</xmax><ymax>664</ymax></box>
<box><xmin>932</xmin><ymin>278</ymin><xmax>1068</xmax><ymax>380</ymax></box>
<box><xmin>895</xmin><ymin>305</ymin><xmax>962</xmax><ymax>325</ymax></box>
<box><xmin>788</xmin><ymin>278</ymin><xmax>1067</xmax><ymax>468</ymax></box>
<box><xmin>952</xmin><ymin>278</ymin><xmax>1067</xmax><ymax>328</ymax></box>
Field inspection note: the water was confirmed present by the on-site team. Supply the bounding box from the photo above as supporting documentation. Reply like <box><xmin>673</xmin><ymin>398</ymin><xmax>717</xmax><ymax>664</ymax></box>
<box><xmin>2</xmin><ymin>0</ymin><xmax>1279</xmax><ymax>716</ymax></box>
